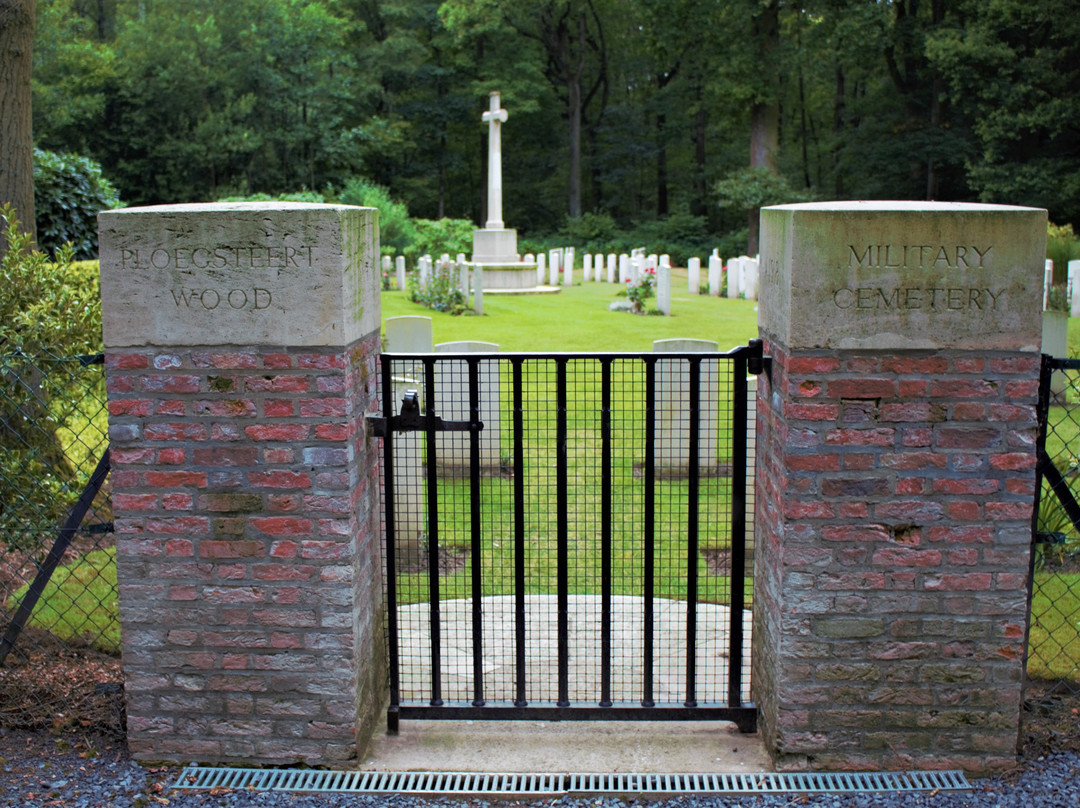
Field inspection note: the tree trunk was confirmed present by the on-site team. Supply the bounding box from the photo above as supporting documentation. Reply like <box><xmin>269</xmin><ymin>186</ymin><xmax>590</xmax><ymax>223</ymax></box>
<box><xmin>0</xmin><ymin>0</ymin><xmax>36</xmax><ymax>256</ymax></box>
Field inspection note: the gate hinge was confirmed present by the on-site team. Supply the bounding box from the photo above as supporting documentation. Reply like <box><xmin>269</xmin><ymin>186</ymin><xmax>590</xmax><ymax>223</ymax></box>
<box><xmin>367</xmin><ymin>390</ymin><xmax>483</xmax><ymax>438</ymax></box>
<box><xmin>746</xmin><ymin>338</ymin><xmax>771</xmax><ymax>377</ymax></box>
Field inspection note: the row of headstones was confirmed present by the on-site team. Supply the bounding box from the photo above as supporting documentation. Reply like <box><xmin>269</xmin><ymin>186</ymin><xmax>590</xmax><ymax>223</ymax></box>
<box><xmin>380</xmin><ymin>250</ymin><xmax>762</xmax><ymax>302</ymax></box>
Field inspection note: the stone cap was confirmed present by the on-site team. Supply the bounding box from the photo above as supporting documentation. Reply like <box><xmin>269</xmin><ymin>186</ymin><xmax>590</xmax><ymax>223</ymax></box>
<box><xmin>99</xmin><ymin>203</ymin><xmax>378</xmax><ymax>348</ymax></box>
<box><xmin>758</xmin><ymin>201</ymin><xmax>1047</xmax><ymax>352</ymax></box>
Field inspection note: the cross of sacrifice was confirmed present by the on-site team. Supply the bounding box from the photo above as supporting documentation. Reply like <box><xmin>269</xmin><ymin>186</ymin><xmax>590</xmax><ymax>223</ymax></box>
<box><xmin>482</xmin><ymin>91</ymin><xmax>508</xmax><ymax>230</ymax></box>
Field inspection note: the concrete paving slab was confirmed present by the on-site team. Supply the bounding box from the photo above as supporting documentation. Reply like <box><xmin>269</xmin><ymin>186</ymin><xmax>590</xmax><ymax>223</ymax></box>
<box><xmin>361</xmin><ymin>719</ymin><xmax>771</xmax><ymax>773</ymax></box>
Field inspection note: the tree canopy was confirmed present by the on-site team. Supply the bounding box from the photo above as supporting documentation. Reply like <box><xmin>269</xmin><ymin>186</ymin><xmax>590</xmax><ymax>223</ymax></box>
<box><xmin>26</xmin><ymin>0</ymin><xmax>1080</xmax><ymax>243</ymax></box>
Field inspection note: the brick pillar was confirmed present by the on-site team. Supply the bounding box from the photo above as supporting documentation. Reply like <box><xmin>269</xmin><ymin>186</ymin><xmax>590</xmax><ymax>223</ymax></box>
<box><xmin>754</xmin><ymin>202</ymin><xmax>1046</xmax><ymax>774</ymax></box>
<box><xmin>98</xmin><ymin>203</ymin><xmax>384</xmax><ymax>764</ymax></box>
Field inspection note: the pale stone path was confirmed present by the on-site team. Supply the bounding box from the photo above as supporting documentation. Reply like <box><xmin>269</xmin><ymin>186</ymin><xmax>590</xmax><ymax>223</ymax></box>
<box><xmin>397</xmin><ymin>595</ymin><xmax>752</xmax><ymax>706</ymax></box>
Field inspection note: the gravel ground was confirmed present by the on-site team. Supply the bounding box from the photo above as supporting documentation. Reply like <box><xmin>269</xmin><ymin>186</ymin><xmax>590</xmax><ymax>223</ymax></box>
<box><xmin>2</xmin><ymin>728</ymin><xmax>1079</xmax><ymax>808</ymax></box>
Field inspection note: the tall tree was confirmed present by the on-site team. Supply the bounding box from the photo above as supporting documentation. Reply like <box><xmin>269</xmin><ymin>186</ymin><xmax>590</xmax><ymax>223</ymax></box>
<box><xmin>0</xmin><ymin>0</ymin><xmax>36</xmax><ymax>251</ymax></box>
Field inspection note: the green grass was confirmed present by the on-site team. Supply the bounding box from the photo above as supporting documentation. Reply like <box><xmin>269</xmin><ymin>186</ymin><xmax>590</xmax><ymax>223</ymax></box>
<box><xmin>1028</xmin><ymin>571</ymin><xmax>1080</xmax><ymax>682</ymax></box>
<box><xmin>381</xmin><ymin>271</ymin><xmax>760</xmax><ymax>352</ymax></box>
<box><xmin>6</xmin><ymin>547</ymin><xmax>120</xmax><ymax>654</ymax></box>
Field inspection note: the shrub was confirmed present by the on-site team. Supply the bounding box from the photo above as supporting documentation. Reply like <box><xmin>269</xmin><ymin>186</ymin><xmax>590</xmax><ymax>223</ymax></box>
<box><xmin>408</xmin><ymin>263</ymin><xmax>467</xmax><ymax>315</ymax></box>
<box><xmin>0</xmin><ymin>205</ymin><xmax>104</xmax><ymax>550</ymax></box>
<box><xmin>1048</xmin><ymin>223</ymin><xmax>1080</xmax><ymax>284</ymax></box>
<box><xmin>411</xmin><ymin>218</ymin><xmax>474</xmax><ymax>260</ymax></box>
<box><xmin>337</xmin><ymin>178</ymin><xmax>416</xmax><ymax>257</ymax></box>
<box><xmin>33</xmin><ymin>149</ymin><xmax>121</xmax><ymax>260</ymax></box>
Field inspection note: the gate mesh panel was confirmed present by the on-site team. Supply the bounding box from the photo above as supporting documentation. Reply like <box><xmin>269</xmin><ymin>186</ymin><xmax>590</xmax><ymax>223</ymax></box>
<box><xmin>1031</xmin><ymin>361</ymin><xmax>1080</xmax><ymax>693</ymax></box>
<box><xmin>381</xmin><ymin>353</ymin><xmax>752</xmax><ymax>711</ymax></box>
<box><xmin>0</xmin><ymin>351</ymin><xmax>121</xmax><ymax>734</ymax></box>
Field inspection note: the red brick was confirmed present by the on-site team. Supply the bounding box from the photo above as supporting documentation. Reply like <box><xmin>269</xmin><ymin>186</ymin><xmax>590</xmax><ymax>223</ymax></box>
<box><xmin>195</xmin><ymin>399</ymin><xmax>257</xmax><ymax>417</ymax></box>
<box><xmin>881</xmin><ymin>357</ymin><xmax>949</xmax><ymax>374</ymax></box>
<box><xmin>165</xmin><ymin>539</ymin><xmax>195</xmax><ymax>556</ymax></box>
<box><xmin>200</xmin><ymin>541</ymin><xmax>267</xmax><ymax>559</ymax></box>
<box><xmin>110</xmin><ymin>399</ymin><xmax>153</xmax><ymax>417</ymax></box>
<box><xmin>247</xmin><ymin>470</ymin><xmax>312</xmax><ymax>489</ymax></box>
<box><xmin>953</xmin><ymin>357</ymin><xmax>986</xmax><ymax>372</ymax></box>
<box><xmin>270</xmin><ymin>540</ymin><xmax>299</xmax><ymax>558</ymax></box>
<box><xmin>106</xmin><ymin>353</ymin><xmax>150</xmax><ymax>370</ymax></box>
<box><xmin>146</xmin><ymin>516</ymin><xmax>210</xmax><ymax>535</ymax></box>
<box><xmin>144</xmin><ymin>423</ymin><xmax>209</xmax><ymax>441</ymax></box>
<box><xmin>168</xmin><ymin>585</ymin><xmax>198</xmax><ymax>601</ymax></box>
<box><xmin>989</xmin><ymin>356</ymin><xmax>1040</xmax><ymax>374</ymax></box>
<box><xmin>788</xmin><ymin>454</ymin><xmax>841</xmax><ymax>472</ymax></box>
<box><xmin>315</xmin><ymin>424</ymin><xmax>352</xmax><ymax>441</ymax></box>
<box><xmin>157</xmin><ymin>448</ymin><xmax>186</xmax><ymax>464</ymax></box>
<box><xmin>268</xmin><ymin>494</ymin><xmax>301</xmax><ymax>512</ymax></box>
<box><xmin>932</xmin><ymin>479</ymin><xmax>1000</xmax><ymax>495</ymax></box>
<box><xmin>784</xmin><ymin>501</ymin><xmax>836</xmax><ymax>519</ymax></box>
<box><xmin>947</xmin><ymin>548</ymin><xmax>979</xmax><ymax>565</ymax></box>
<box><xmin>787</xmin><ymin>356</ymin><xmax>842</xmax><ymax>374</ymax></box>
<box><xmin>828</xmin><ymin>379</ymin><xmax>896</xmax><ymax>399</ymax></box>
<box><xmin>193</xmin><ymin>447</ymin><xmax>259</xmax><ymax>466</ymax></box>
<box><xmin>251</xmin><ymin>517</ymin><xmax>314</xmax><ymax>536</ymax></box>
<box><xmin>930</xmin><ymin>379</ymin><xmax>997</xmax><ymax>398</ymax></box>
<box><xmin>107</xmin><ymin>376</ymin><xmax>137</xmax><ymax>393</ymax></box>
<box><xmin>162</xmin><ymin>493</ymin><xmax>194</xmax><ymax>510</ymax></box>
<box><xmin>793</xmin><ymin>380</ymin><xmax>823</xmax><ymax>398</ymax></box>
<box><xmin>146</xmin><ymin>470</ymin><xmax>207</xmax><ymax>488</ymax></box>
<box><xmin>825</xmin><ymin>428</ymin><xmax>894</xmax><ymax>447</ymax></box>
<box><xmin>927</xmin><ymin>525</ymin><xmax>993</xmax><ymax>543</ymax></box>
<box><xmin>1004</xmin><ymin>380</ymin><xmax>1040</xmax><ymax>398</ymax></box>
<box><xmin>300</xmin><ymin>540</ymin><xmax>349</xmax><ymax>559</ymax></box>
<box><xmin>896</xmin><ymin>478</ymin><xmax>925</xmax><ymax>495</ymax></box>
<box><xmin>316</xmin><ymin>376</ymin><xmax>346</xmax><ymax>393</ymax></box>
<box><xmin>245</xmin><ymin>376</ymin><xmax>310</xmax><ymax>393</ymax></box>
<box><xmin>880</xmin><ymin>453</ymin><xmax>946</xmax><ymax>470</ymax></box>
<box><xmin>263</xmin><ymin>353</ymin><xmax>292</xmax><ymax>369</ymax></box>
<box><xmin>245</xmin><ymin>424</ymin><xmax>309</xmax><ymax>441</ymax></box>
<box><xmin>946</xmin><ymin>501</ymin><xmax>981</xmax><ymax>520</ymax></box>
<box><xmin>263</xmin><ymin>400</ymin><xmax>296</xmax><ymax>417</ymax></box>
<box><xmin>787</xmin><ymin>402</ymin><xmax>838</xmax><ymax>421</ymax></box>
<box><xmin>156</xmin><ymin>400</ymin><xmax>187</xmax><ymax>416</ymax></box>
<box><xmin>115</xmin><ymin>493</ymin><xmax>158</xmax><ymax>510</ymax></box>
<box><xmin>936</xmin><ymin>427</ymin><xmax>1001</xmax><ymax>449</ymax></box>
<box><xmin>990</xmin><ymin>453</ymin><xmax>1036</xmax><ymax>471</ymax></box>
<box><xmin>871</xmin><ymin>548</ymin><xmax>942</xmax><ymax>567</ymax></box>
<box><xmin>900</xmin><ymin>428</ymin><xmax>933</xmax><ymax>448</ymax></box>
<box><xmin>875</xmin><ymin>500</ymin><xmax>944</xmax><ymax>522</ymax></box>
<box><xmin>297</xmin><ymin>355</ymin><xmax>347</xmax><ymax>369</ymax></box>
<box><xmin>262</xmin><ymin>448</ymin><xmax>294</xmax><ymax>464</ymax></box>
<box><xmin>879</xmin><ymin>402</ymin><xmax>934</xmax><ymax>422</ymax></box>
<box><xmin>192</xmin><ymin>352</ymin><xmax>259</xmax><ymax>369</ymax></box>
<box><xmin>822</xmin><ymin>525</ymin><xmax>891</xmax><ymax>542</ymax></box>
<box><xmin>899</xmin><ymin>379</ymin><xmax>928</xmax><ymax>397</ymax></box>
<box><xmin>300</xmin><ymin>398</ymin><xmax>347</xmax><ymax>418</ymax></box>
<box><xmin>842</xmin><ymin>453</ymin><xmax>876</xmax><ymax>471</ymax></box>
<box><xmin>924</xmin><ymin>573</ymin><xmax>993</xmax><ymax>591</ymax></box>
<box><xmin>251</xmin><ymin>564</ymin><xmax>317</xmax><ymax>581</ymax></box>
<box><xmin>140</xmin><ymin>374</ymin><xmax>202</xmax><ymax>393</ymax></box>
<box><xmin>950</xmin><ymin>403</ymin><xmax>987</xmax><ymax>420</ymax></box>
<box><xmin>985</xmin><ymin>502</ymin><xmax>1031</xmax><ymax>520</ymax></box>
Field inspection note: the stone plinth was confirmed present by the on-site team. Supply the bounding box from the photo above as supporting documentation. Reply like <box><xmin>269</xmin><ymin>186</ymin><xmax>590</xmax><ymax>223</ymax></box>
<box><xmin>99</xmin><ymin>203</ymin><xmax>385</xmax><ymax>765</ymax></box>
<box><xmin>754</xmin><ymin>201</ymin><xmax>1045</xmax><ymax>775</ymax></box>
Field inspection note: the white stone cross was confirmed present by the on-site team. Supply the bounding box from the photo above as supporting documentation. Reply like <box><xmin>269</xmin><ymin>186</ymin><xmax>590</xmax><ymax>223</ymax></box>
<box><xmin>482</xmin><ymin>91</ymin><xmax>509</xmax><ymax>230</ymax></box>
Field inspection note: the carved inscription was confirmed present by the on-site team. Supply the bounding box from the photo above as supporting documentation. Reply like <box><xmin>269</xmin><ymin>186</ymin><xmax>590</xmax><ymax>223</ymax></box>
<box><xmin>120</xmin><ymin>245</ymin><xmax>314</xmax><ymax>271</ymax></box>
<box><xmin>170</xmin><ymin>288</ymin><xmax>272</xmax><ymax>311</ymax></box>
<box><xmin>835</xmin><ymin>242</ymin><xmax>1000</xmax><ymax>312</ymax></box>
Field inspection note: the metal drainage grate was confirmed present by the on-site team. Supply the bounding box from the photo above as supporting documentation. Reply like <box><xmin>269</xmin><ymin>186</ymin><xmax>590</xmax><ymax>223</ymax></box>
<box><xmin>173</xmin><ymin>767</ymin><xmax>971</xmax><ymax>796</ymax></box>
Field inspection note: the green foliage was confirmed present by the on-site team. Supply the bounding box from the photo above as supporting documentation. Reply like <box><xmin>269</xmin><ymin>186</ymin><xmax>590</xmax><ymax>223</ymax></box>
<box><xmin>33</xmin><ymin>149</ymin><xmax>121</xmax><ymax>260</ymax></box>
<box><xmin>410</xmin><ymin>218</ymin><xmax>474</xmax><ymax>260</ymax></box>
<box><xmin>217</xmin><ymin>191</ymin><xmax>327</xmax><ymax>204</ymax></box>
<box><xmin>624</xmin><ymin>267</ymin><xmax>656</xmax><ymax>313</ymax></box>
<box><xmin>408</xmin><ymin>263</ymin><xmax>468</xmax><ymax>315</ymax></box>
<box><xmin>561</xmin><ymin>212</ymin><xmax>619</xmax><ymax>248</ymax></box>
<box><xmin>338</xmin><ymin>178</ymin><xmax>417</xmax><ymax>256</ymax></box>
<box><xmin>1048</xmin><ymin>223</ymin><xmax>1080</xmax><ymax>276</ymax></box>
<box><xmin>715</xmin><ymin>167</ymin><xmax>810</xmax><ymax>212</ymax></box>
<box><xmin>0</xmin><ymin>205</ymin><xmax>104</xmax><ymax>551</ymax></box>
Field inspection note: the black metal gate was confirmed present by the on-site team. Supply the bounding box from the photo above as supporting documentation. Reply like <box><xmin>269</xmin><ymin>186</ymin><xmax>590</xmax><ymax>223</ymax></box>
<box><xmin>373</xmin><ymin>341</ymin><xmax>764</xmax><ymax>733</ymax></box>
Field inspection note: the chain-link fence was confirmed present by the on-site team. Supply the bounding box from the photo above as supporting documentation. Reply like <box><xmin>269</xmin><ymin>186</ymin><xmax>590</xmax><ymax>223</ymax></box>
<box><xmin>1030</xmin><ymin>357</ymin><xmax>1080</xmax><ymax>695</ymax></box>
<box><xmin>0</xmin><ymin>350</ymin><xmax>123</xmax><ymax>735</ymax></box>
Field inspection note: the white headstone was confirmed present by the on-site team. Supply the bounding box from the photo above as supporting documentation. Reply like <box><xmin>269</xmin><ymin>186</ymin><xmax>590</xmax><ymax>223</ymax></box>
<box><xmin>385</xmin><ymin>315</ymin><xmax>433</xmax><ymax>354</ymax></box>
<box><xmin>652</xmin><ymin>338</ymin><xmax>719</xmax><ymax>472</ymax></box>
<box><xmin>657</xmin><ymin>263</ymin><xmax>671</xmax><ymax>316</ymax></box>
<box><xmin>688</xmin><ymin>257</ymin><xmax>701</xmax><ymax>294</ymax></box>
<box><xmin>743</xmin><ymin>257</ymin><xmax>759</xmax><ymax>300</ymax></box>
<box><xmin>1045</xmin><ymin>259</ymin><xmax>1054</xmax><ymax>310</ymax></box>
<box><xmin>474</xmin><ymin>267</ymin><xmax>484</xmax><ymax>315</ymax></box>
<box><xmin>583</xmin><ymin>253</ymin><xmax>592</xmax><ymax>282</ymax></box>
<box><xmin>382</xmin><ymin>255</ymin><xmax>392</xmax><ymax>277</ymax></box>
<box><xmin>434</xmin><ymin>340</ymin><xmax>501</xmax><ymax>472</ymax></box>
<box><xmin>395</xmin><ymin>255</ymin><xmax>406</xmax><ymax>291</ymax></box>
<box><xmin>727</xmin><ymin>257</ymin><xmax>742</xmax><ymax>299</ymax></box>
<box><xmin>607</xmin><ymin>253</ymin><xmax>617</xmax><ymax>283</ymax></box>
<box><xmin>708</xmin><ymin>255</ymin><xmax>722</xmax><ymax>297</ymax></box>
<box><xmin>564</xmin><ymin>249</ymin><xmax>574</xmax><ymax>286</ymax></box>
<box><xmin>549</xmin><ymin>249</ymin><xmax>560</xmax><ymax>286</ymax></box>
<box><xmin>537</xmin><ymin>252</ymin><xmax>547</xmax><ymax>285</ymax></box>
<box><xmin>1070</xmin><ymin>260</ymin><xmax>1080</xmax><ymax>318</ymax></box>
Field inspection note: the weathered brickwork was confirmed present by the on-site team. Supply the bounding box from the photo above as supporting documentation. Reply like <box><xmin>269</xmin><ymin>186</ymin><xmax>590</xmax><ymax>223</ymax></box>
<box><xmin>753</xmin><ymin>342</ymin><xmax>1037</xmax><ymax>774</ymax></box>
<box><xmin>108</xmin><ymin>333</ymin><xmax>385</xmax><ymax>764</ymax></box>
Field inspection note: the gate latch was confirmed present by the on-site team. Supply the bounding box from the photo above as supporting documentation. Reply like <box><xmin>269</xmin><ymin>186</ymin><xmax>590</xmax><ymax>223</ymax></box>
<box><xmin>367</xmin><ymin>390</ymin><xmax>483</xmax><ymax>438</ymax></box>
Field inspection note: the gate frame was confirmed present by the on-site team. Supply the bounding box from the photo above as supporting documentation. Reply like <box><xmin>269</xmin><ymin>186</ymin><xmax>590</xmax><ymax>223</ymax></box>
<box><xmin>374</xmin><ymin>340</ymin><xmax>765</xmax><ymax>734</ymax></box>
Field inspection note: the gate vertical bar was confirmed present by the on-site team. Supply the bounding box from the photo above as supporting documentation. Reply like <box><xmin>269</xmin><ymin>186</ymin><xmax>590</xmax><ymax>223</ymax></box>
<box><xmin>728</xmin><ymin>352</ymin><xmax>748</xmax><ymax>706</ymax></box>
<box><xmin>513</xmin><ymin>359</ymin><xmax>527</xmax><ymax>707</ymax></box>
<box><xmin>468</xmin><ymin>358</ymin><xmax>485</xmax><ymax>706</ymax></box>
<box><xmin>381</xmin><ymin>357</ymin><xmax>402</xmax><ymax>732</ymax></box>
<box><xmin>684</xmin><ymin>358</ymin><xmax>700</xmax><ymax>708</ymax></box>
<box><xmin>424</xmin><ymin>358</ymin><xmax>443</xmax><ymax>706</ymax></box>
<box><xmin>643</xmin><ymin>358</ymin><xmax>656</xmax><ymax>708</ymax></box>
<box><xmin>600</xmin><ymin>359</ymin><xmax>613</xmax><ymax>707</ymax></box>
<box><xmin>556</xmin><ymin>358</ymin><xmax>570</xmax><ymax>707</ymax></box>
